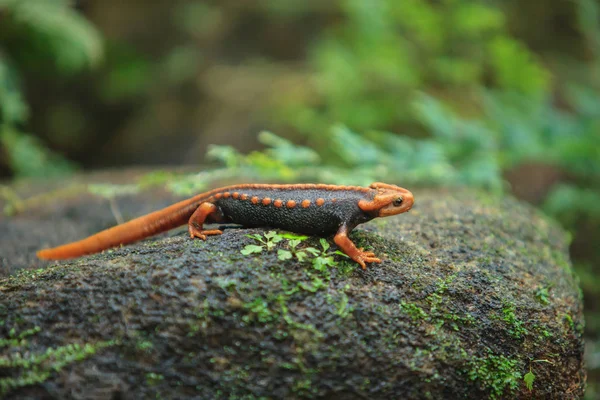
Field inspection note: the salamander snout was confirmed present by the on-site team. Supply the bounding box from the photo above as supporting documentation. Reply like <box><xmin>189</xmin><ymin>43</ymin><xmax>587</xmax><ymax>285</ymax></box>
<box><xmin>388</xmin><ymin>188</ymin><xmax>414</xmax><ymax>215</ymax></box>
<box><xmin>367</xmin><ymin>183</ymin><xmax>414</xmax><ymax>217</ymax></box>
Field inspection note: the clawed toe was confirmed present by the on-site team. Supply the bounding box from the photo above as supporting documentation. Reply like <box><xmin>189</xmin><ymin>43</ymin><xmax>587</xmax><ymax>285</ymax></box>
<box><xmin>189</xmin><ymin>231</ymin><xmax>207</xmax><ymax>240</ymax></box>
<box><xmin>355</xmin><ymin>251</ymin><xmax>382</xmax><ymax>270</ymax></box>
<box><xmin>358</xmin><ymin>247</ymin><xmax>381</xmax><ymax>262</ymax></box>
<box><xmin>363</xmin><ymin>256</ymin><xmax>381</xmax><ymax>264</ymax></box>
<box><xmin>188</xmin><ymin>227</ymin><xmax>222</xmax><ymax>241</ymax></box>
<box><xmin>358</xmin><ymin>248</ymin><xmax>376</xmax><ymax>258</ymax></box>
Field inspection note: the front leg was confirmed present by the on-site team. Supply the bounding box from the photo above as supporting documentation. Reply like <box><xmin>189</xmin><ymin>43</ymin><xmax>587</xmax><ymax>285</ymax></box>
<box><xmin>188</xmin><ymin>202</ymin><xmax>224</xmax><ymax>240</ymax></box>
<box><xmin>334</xmin><ymin>224</ymin><xmax>381</xmax><ymax>270</ymax></box>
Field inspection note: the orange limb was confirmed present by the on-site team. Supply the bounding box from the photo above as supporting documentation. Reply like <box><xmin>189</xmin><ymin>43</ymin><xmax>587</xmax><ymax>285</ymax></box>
<box><xmin>188</xmin><ymin>202</ymin><xmax>224</xmax><ymax>240</ymax></box>
<box><xmin>334</xmin><ymin>225</ymin><xmax>381</xmax><ymax>270</ymax></box>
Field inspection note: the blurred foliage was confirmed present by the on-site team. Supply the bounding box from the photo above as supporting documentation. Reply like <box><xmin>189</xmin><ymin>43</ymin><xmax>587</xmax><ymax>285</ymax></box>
<box><xmin>276</xmin><ymin>0</ymin><xmax>549</xmax><ymax>139</ymax></box>
<box><xmin>1</xmin><ymin>0</ymin><xmax>600</xmax><ymax>394</ymax></box>
<box><xmin>0</xmin><ymin>0</ymin><xmax>102</xmax><ymax>177</ymax></box>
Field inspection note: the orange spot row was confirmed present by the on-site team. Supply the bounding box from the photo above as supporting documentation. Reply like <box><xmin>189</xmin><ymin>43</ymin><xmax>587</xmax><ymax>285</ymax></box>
<box><xmin>216</xmin><ymin>192</ymin><xmax>328</xmax><ymax>208</ymax></box>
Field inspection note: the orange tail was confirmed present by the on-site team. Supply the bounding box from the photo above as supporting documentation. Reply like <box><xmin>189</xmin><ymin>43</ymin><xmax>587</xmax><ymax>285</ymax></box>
<box><xmin>37</xmin><ymin>194</ymin><xmax>210</xmax><ymax>260</ymax></box>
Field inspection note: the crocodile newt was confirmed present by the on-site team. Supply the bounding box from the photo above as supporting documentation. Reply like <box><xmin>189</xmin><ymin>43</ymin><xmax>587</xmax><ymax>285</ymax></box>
<box><xmin>37</xmin><ymin>182</ymin><xmax>414</xmax><ymax>269</ymax></box>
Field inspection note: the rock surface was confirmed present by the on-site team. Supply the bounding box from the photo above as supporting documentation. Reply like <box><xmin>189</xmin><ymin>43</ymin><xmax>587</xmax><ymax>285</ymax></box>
<box><xmin>0</xmin><ymin>177</ymin><xmax>585</xmax><ymax>399</ymax></box>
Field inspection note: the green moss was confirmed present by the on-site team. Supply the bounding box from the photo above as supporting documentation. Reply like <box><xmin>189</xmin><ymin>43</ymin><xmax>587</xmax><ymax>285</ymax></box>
<box><xmin>400</xmin><ymin>301</ymin><xmax>428</xmax><ymax>321</ymax></box>
<box><xmin>136</xmin><ymin>339</ymin><xmax>154</xmax><ymax>353</ymax></box>
<box><xmin>335</xmin><ymin>291</ymin><xmax>353</xmax><ymax>318</ymax></box>
<box><xmin>501</xmin><ymin>302</ymin><xmax>527</xmax><ymax>339</ymax></box>
<box><xmin>0</xmin><ymin>326</ymin><xmax>40</xmax><ymax>348</ymax></box>
<box><xmin>279</xmin><ymin>298</ymin><xmax>323</xmax><ymax>338</ymax></box>
<box><xmin>292</xmin><ymin>377</ymin><xmax>315</xmax><ymax>395</ymax></box>
<box><xmin>399</xmin><ymin>275</ymin><xmax>474</xmax><ymax>331</ymax></box>
<box><xmin>530</xmin><ymin>323</ymin><xmax>554</xmax><ymax>340</ymax></box>
<box><xmin>466</xmin><ymin>353</ymin><xmax>522</xmax><ymax>399</ymax></box>
<box><xmin>535</xmin><ymin>286</ymin><xmax>551</xmax><ymax>305</ymax></box>
<box><xmin>563</xmin><ymin>313</ymin><xmax>575</xmax><ymax>330</ymax></box>
<box><xmin>0</xmin><ymin>338</ymin><xmax>116</xmax><ymax>396</ymax></box>
<box><xmin>243</xmin><ymin>298</ymin><xmax>278</xmax><ymax>324</ymax></box>
<box><xmin>146</xmin><ymin>372</ymin><xmax>164</xmax><ymax>386</ymax></box>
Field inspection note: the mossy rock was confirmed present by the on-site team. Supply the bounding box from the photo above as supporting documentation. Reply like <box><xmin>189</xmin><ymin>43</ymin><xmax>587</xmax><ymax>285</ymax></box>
<box><xmin>0</xmin><ymin>179</ymin><xmax>585</xmax><ymax>399</ymax></box>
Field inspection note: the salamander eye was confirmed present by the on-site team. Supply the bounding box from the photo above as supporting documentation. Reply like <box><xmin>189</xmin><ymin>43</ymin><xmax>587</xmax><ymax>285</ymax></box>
<box><xmin>393</xmin><ymin>197</ymin><xmax>403</xmax><ymax>207</ymax></box>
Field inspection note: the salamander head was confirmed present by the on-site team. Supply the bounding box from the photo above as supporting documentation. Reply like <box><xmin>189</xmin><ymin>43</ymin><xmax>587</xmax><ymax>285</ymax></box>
<box><xmin>358</xmin><ymin>182</ymin><xmax>414</xmax><ymax>217</ymax></box>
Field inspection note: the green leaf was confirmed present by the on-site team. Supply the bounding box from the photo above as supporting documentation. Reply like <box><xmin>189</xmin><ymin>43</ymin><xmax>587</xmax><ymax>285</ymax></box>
<box><xmin>304</xmin><ymin>247</ymin><xmax>320</xmax><ymax>256</ymax></box>
<box><xmin>277</xmin><ymin>249</ymin><xmax>293</xmax><ymax>261</ymax></box>
<box><xmin>4</xmin><ymin>0</ymin><xmax>104</xmax><ymax>73</ymax></box>
<box><xmin>241</xmin><ymin>245</ymin><xmax>264</xmax><ymax>255</ymax></box>
<box><xmin>313</xmin><ymin>256</ymin><xmax>335</xmax><ymax>271</ymax></box>
<box><xmin>279</xmin><ymin>233</ymin><xmax>309</xmax><ymax>240</ymax></box>
<box><xmin>523</xmin><ymin>370</ymin><xmax>535</xmax><ymax>391</ymax></box>
<box><xmin>488</xmin><ymin>36</ymin><xmax>549</xmax><ymax>96</ymax></box>
<box><xmin>0</xmin><ymin>56</ymin><xmax>29</xmax><ymax>124</ymax></box>
<box><xmin>259</xmin><ymin>131</ymin><xmax>321</xmax><ymax>166</ymax></box>
<box><xmin>295</xmin><ymin>251</ymin><xmax>307</xmax><ymax>262</ymax></box>
<box><xmin>0</xmin><ymin>127</ymin><xmax>75</xmax><ymax>178</ymax></box>
<box><xmin>319</xmin><ymin>238</ymin><xmax>330</xmax><ymax>252</ymax></box>
<box><xmin>298</xmin><ymin>281</ymin><xmax>320</xmax><ymax>293</ymax></box>
<box><xmin>331</xmin><ymin>125</ymin><xmax>383</xmax><ymax>166</ymax></box>
<box><xmin>288</xmin><ymin>239</ymin><xmax>301</xmax><ymax>249</ymax></box>
<box><xmin>245</xmin><ymin>234</ymin><xmax>264</xmax><ymax>242</ymax></box>
<box><xmin>271</xmin><ymin>235</ymin><xmax>284</xmax><ymax>244</ymax></box>
<box><xmin>206</xmin><ymin>145</ymin><xmax>242</xmax><ymax>169</ymax></box>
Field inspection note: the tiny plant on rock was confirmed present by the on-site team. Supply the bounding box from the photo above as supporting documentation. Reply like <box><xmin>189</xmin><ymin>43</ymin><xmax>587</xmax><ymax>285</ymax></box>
<box><xmin>241</xmin><ymin>231</ymin><xmax>283</xmax><ymax>255</ymax></box>
<box><xmin>241</xmin><ymin>231</ymin><xmax>349</xmax><ymax>269</ymax></box>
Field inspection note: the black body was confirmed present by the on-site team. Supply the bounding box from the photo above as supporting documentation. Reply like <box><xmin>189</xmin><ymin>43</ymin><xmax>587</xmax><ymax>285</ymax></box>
<box><xmin>215</xmin><ymin>188</ymin><xmax>376</xmax><ymax>235</ymax></box>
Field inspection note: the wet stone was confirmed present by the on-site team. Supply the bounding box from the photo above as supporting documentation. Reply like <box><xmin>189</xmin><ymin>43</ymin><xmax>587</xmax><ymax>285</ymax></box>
<box><xmin>0</xmin><ymin>182</ymin><xmax>585</xmax><ymax>399</ymax></box>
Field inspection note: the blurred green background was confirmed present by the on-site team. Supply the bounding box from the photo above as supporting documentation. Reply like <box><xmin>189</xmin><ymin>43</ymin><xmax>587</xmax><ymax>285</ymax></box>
<box><xmin>1</xmin><ymin>0</ymin><xmax>599</xmax><ymax>396</ymax></box>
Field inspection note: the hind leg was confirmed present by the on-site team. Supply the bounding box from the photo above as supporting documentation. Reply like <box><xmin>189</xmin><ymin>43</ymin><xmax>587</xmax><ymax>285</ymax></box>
<box><xmin>188</xmin><ymin>202</ymin><xmax>224</xmax><ymax>240</ymax></box>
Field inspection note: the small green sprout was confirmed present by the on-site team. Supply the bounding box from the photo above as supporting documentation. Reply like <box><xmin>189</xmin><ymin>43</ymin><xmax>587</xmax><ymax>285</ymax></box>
<box><xmin>278</xmin><ymin>237</ymin><xmax>322</xmax><ymax>263</ymax></box>
<box><xmin>523</xmin><ymin>368</ymin><xmax>535</xmax><ymax>391</ymax></box>
<box><xmin>241</xmin><ymin>231</ymin><xmax>283</xmax><ymax>254</ymax></box>
<box><xmin>311</xmin><ymin>239</ymin><xmax>348</xmax><ymax>271</ymax></box>
<box><xmin>535</xmin><ymin>286</ymin><xmax>551</xmax><ymax>305</ymax></box>
<box><xmin>501</xmin><ymin>302</ymin><xmax>527</xmax><ymax>339</ymax></box>
<box><xmin>241</xmin><ymin>231</ymin><xmax>348</xmax><ymax>270</ymax></box>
